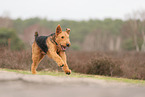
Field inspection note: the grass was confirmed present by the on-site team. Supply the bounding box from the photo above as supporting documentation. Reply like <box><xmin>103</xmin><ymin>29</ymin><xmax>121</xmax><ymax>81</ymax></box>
<box><xmin>1</xmin><ymin>68</ymin><xmax>145</xmax><ymax>85</ymax></box>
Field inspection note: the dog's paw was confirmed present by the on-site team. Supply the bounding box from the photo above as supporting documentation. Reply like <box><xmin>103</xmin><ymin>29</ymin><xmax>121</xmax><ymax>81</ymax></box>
<box><xmin>60</xmin><ymin>64</ymin><xmax>64</xmax><ymax>67</ymax></box>
<box><xmin>65</xmin><ymin>69</ymin><xmax>71</xmax><ymax>75</ymax></box>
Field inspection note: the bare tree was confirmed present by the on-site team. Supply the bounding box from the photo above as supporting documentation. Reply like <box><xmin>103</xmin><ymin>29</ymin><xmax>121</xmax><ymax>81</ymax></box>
<box><xmin>131</xmin><ymin>15</ymin><xmax>139</xmax><ymax>52</ymax></box>
<box><xmin>20</xmin><ymin>24</ymin><xmax>51</xmax><ymax>47</ymax></box>
<box><xmin>115</xmin><ymin>36</ymin><xmax>121</xmax><ymax>51</ymax></box>
<box><xmin>0</xmin><ymin>11</ymin><xmax>13</xmax><ymax>28</ymax></box>
<box><xmin>82</xmin><ymin>30</ymin><xmax>115</xmax><ymax>51</ymax></box>
<box><xmin>0</xmin><ymin>17</ymin><xmax>13</xmax><ymax>28</ymax></box>
<box><xmin>125</xmin><ymin>11</ymin><xmax>143</xmax><ymax>52</ymax></box>
<box><xmin>139</xmin><ymin>10</ymin><xmax>145</xmax><ymax>52</ymax></box>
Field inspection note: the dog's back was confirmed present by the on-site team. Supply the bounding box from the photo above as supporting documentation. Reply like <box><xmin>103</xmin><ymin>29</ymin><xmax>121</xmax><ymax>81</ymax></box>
<box><xmin>35</xmin><ymin>34</ymin><xmax>48</xmax><ymax>53</ymax></box>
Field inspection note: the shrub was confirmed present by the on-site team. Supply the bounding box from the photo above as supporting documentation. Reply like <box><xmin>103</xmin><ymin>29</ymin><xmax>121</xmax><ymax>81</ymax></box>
<box><xmin>0</xmin><ymin>47</ymin><xmax>58</xmax><ymax>71</ymax></box>
<box><xmin>86</xmin><ymin>55</ymin><xmax>123</xmax><ymax>76</ymax></box>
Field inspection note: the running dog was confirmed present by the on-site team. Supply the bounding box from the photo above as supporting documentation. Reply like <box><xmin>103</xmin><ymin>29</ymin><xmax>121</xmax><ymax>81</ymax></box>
<box><xmin>31</xmin><ymin>24</ymin><xmax>71</xmax><ymax>75</ymax></box>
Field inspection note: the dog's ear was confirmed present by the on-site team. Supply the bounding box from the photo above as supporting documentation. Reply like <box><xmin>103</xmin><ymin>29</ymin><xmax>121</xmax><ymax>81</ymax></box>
<box><xmin>56</xmin><ymin>24</ymin><xmax>62</xmax><ymax>35</ymax></box>
<box><xmin>66</xmin><ymin>28</ymin><xmax>70</xmax><ymax>34</ymax></box>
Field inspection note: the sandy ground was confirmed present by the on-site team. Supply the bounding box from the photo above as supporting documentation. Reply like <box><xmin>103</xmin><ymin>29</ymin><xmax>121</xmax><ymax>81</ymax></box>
<box><xmin>0</xmin><ymin>71</ymin><xmax>145</xmax><ymax>97</ymax></box>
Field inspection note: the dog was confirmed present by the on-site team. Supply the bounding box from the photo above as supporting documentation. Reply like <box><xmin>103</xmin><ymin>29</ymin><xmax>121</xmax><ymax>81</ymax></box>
<box><xmin>31</xmin><ymin>24</ymin><xmax>71</xmax><ymax>75</ymax></box>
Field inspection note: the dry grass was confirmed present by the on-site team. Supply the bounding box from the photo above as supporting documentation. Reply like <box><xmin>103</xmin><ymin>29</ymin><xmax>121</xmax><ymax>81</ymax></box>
<box><xmin>0</xmin><ymin>47</ymin><xmax>58</xmax><ymax>71</ymax></box>
<box><xmin>0</xmin><ymin>47</ymin><xmax>145</xmax><ymax>80</ymax></box>
<box><xmin>67</xmin><ymin>51</ymin><xmax>145</xmax><ymax>80</ymax></box>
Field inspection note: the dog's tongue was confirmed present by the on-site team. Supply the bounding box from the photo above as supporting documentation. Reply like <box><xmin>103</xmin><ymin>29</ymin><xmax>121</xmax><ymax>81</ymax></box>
<box><xmin>62</xmin><ymin>47</ymin><xmax>66</xmax><ymax>51</ymax></box>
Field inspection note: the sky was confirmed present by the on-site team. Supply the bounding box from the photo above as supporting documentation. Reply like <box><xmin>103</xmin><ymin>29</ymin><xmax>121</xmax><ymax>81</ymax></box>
<box><xmin>0</xmin><ymin>0</ymin><xmax>145</xmax><ymax>20</ymax></box>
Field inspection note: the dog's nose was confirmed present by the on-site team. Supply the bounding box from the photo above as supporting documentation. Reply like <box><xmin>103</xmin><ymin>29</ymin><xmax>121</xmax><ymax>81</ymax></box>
<box><xmin>66</xmin><ymin>43</ymin><xmax>70</xmax><ymax>47</ymax></box>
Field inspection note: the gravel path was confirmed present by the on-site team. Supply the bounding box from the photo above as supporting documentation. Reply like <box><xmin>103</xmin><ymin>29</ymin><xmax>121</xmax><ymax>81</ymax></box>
<box><xmin>0</xmin><ymin>71</ymin><xmax>145</xmax><ymax>97</ymax></box>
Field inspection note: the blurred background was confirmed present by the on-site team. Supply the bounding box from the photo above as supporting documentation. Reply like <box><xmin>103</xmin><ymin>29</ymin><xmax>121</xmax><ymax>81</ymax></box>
<box><xmin>0</xmin><ymin>0</ymin><xmax>145</xmax><ymax>80</ymax></box>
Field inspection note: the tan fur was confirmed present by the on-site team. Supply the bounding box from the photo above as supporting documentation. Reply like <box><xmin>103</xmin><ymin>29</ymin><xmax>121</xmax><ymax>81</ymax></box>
<box><xmin>31</xmin><ymin>25</ymin><xmax>71</xmax><ymax>75</ymax></box>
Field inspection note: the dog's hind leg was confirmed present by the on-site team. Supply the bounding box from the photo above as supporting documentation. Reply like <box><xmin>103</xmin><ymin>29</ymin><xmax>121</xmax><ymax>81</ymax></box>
<box><xmin>31</xmin><ymin>42</ymin><xmax>45</xmax><ymax>74</ymax></box>
<box><xmin>31</xmin><ymin>53</ymin><xmax>44</xmax><ymax>74</ymax></box>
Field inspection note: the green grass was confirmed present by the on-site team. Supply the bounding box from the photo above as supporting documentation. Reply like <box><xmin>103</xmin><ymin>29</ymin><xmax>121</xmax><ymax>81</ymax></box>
<box><xmin>1</xmin><ymin>68</ymin><xmax>145</xmax><ymax>85</ymax></box>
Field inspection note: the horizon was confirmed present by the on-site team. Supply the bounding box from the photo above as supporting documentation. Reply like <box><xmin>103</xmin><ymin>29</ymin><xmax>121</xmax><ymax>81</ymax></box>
<box><xmin>0</xmin><ymin>15</ymin><xmax>127</xmax><ymax>21</ymax></box>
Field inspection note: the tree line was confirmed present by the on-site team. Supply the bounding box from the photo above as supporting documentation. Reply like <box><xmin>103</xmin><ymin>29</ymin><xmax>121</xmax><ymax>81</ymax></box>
<box><xmin>0</xmin><ymin>10</ymin><xmax>145</xmax><ymax>51</ymax></box>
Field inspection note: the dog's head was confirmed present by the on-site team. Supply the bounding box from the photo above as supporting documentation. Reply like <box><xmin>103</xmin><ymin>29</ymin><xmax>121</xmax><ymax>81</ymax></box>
<box><xmin>55</xmin><ymin>24</ymin><xmax>71</xmax><ymax>51</ymax></box>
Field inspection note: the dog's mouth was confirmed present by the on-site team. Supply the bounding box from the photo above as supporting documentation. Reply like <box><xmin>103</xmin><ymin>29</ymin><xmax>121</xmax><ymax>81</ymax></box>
<box><xmin>61</xmin><ymin>45</ymin><xmax>67</xmax><ymax>51</ymax></box>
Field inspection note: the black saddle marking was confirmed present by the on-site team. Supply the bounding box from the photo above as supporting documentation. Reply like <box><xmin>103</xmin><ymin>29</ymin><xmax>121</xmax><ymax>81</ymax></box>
<box><xmin>35</xmin><ymin>36</ymin><xmax>48</xmax><ymax>53</ymax></box>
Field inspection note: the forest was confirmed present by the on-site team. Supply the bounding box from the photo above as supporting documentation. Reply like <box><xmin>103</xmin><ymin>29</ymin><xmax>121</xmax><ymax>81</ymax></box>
<box><xmin>0</xmin><ymin>11</ymin><xmax>145</xmax><ymax>52</ymax></box>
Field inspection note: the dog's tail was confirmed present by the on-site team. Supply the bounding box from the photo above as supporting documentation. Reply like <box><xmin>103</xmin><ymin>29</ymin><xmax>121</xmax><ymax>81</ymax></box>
<box><xmin>35</xmin><ymin>32</ymin><xmax>38</xmax><ymax>39</ymax></box>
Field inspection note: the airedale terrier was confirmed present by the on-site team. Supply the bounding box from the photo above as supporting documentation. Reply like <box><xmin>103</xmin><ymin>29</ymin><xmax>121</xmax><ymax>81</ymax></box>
<box><xmin>31</xmin><ymin>24</ymin><xmax>71</xmax><ymax>75</ymax></box>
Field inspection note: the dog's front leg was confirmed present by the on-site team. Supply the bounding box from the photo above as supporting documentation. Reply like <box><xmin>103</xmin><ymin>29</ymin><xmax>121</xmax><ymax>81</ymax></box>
<box><xmin>48</xmin><ymin>51</ymin><xmax>65</xmax><ymax>67</ymax></box>
<box><xmin>59</xmin><ymin>52</ymin><xmax>71</xmax><ymax>75</ymax></box>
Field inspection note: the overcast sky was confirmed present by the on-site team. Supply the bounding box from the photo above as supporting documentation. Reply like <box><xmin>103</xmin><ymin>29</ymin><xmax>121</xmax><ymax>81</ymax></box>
<box><xmin>0</xmin><ymin>0</ymin><xmax>145</xmax><ymax>20</ymax></box>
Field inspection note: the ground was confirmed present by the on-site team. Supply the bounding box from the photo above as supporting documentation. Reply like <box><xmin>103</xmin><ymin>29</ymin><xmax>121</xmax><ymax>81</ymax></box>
<box><xmin>0</xmin><ymin>70</ymin><xmax>145</xmax><ymax>97</ymax></box>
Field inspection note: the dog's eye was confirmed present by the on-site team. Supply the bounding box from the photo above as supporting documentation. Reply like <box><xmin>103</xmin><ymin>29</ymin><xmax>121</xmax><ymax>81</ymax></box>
<box><xmin>61</xmin><ymin>36</ymin><xmax>64</xmax><ymax>39</ymax></box>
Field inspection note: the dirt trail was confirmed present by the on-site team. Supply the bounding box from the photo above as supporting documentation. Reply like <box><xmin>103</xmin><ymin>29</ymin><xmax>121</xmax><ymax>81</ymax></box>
<box><xmin>0</xmin><ymin>71</ymin><xmax>145</xmax><ymax>97</ymax></box>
